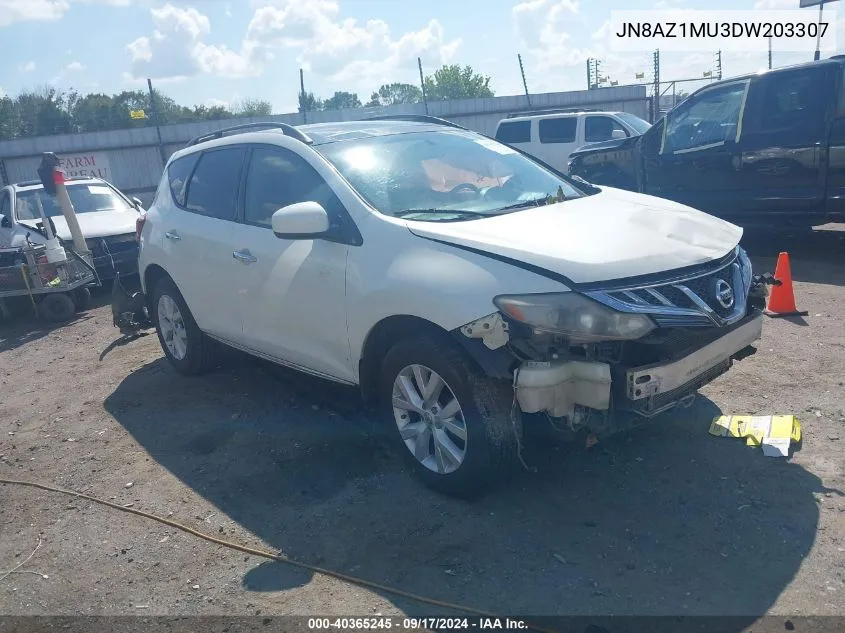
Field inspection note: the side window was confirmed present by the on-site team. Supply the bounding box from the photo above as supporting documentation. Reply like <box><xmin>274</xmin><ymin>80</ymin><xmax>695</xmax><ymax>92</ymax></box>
<box><xmin>662</xmin><ymin>81</ymin><xmax>747</xmax><ymax>154</ymax></box>
<box><xmin>539</xmin><ymin>117</ymin><xmax>577</xmax><ymax>144</ymax></box>
<box><xmin>184</xmin><ymin>147</ymin><xmax>245</xmax><ymax>221</ymax></box>
<box><xmin>585</xmin><ymin>116</ymin><xmax>629</xmax><ymax>143</ymax></box>
<box><xmin>243</xmin><ymin>147</ymin><xmax>343</xmax><ymax>229</ymax></box>
<box><xmin>167</xmin><ymin>153</ymin><xmax>200</xmax><ymax>207</ymax></box>
<box><xmin>0</xmin><ymin>192</ymin><xmax>9</xmax><ymax>218</ymax></box>
<box><xmin>495</xmin><ymin>121</ymin><xmax>531</xmax><ymax>144</ymax></box>
<box><xmin>749</xmin><ymin>68</ymin><xmax>829</xmax><ymax>139</ymax></box>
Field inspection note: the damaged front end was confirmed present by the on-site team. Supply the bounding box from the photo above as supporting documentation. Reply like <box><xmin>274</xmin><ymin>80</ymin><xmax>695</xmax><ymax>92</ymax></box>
<box><xmin>454</xmin><ymin>247</ymin><xmax>766</xmax><ymax>438</ymax></box>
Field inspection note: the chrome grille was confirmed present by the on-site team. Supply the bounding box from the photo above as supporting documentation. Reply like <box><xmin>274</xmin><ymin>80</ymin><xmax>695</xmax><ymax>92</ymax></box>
<box><xmin>586</xmin><ymin>248</ymin><xmax>752</xmax><ymax>329</ymax></box>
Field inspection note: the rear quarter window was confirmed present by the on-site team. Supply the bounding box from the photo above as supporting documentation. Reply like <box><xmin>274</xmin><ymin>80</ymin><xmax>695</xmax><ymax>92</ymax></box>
<box><xmin>167</xmin><ymin>153</ymin><xmax>200</xmax><ymax>207</ymax></box>
<box><xmin>495</xmin><ymin>120</ymin><xmax>531</xmax><ymax>144</ymax></box>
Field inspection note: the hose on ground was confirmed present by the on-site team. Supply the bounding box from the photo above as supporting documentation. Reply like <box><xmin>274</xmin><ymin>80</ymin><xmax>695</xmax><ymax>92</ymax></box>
<box><xmin>0</xmin><ymin>477</ymin><xmax>556</xmax><ymax>633</ymax></box>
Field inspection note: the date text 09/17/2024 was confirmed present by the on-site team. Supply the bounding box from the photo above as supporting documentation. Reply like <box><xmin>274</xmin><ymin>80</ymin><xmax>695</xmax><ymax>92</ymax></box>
<box><xmin>306</xmin><ymin>617</ymin><xmax>529</xmax><ymax>630</ymax></box>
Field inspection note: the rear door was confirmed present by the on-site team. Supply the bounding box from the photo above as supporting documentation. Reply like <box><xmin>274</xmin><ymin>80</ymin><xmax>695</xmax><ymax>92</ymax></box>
<box><xmin>738</xmin><ymin>64</ymin><xmax>835</xmax><ymax>225</ymax></box>
<box><xmin>827</xmin><ymin>64</ymin><xmax>845</xmax><ymax>222</ymax></box>
<box><xmin>642</xmin><ymin>80</ymin><xmax>749</xmax><ymax>217</ymax></box>
<box><xmin>160</xmin><ymin>146</ymin><xmax>246</xmax><ymax>341</ymax></box>
<box><xmin>535</xmin><ymin>116</ymin><xmax>579</xmax><ymax>171</ymax></box>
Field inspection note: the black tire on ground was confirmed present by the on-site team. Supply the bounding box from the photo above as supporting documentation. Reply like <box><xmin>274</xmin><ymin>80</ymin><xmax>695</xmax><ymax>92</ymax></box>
<box><xmin>379</xmin><ymin>334</ymin><xmax>521</xmax><ymax>497</ymax></box>
<box><xmin>150</xmin><ymin>276</ymin><xmax>216</xmax><ymax>375</ymax></box>
<box><xmin>73</xmin><ymin>287</ymin><xmax>91</xmax><ymax>312</ymax></box>
<box><xmin>39</xmin><ymin>293</ymin><xmax>76</xmax><ymax>323</ymax></box>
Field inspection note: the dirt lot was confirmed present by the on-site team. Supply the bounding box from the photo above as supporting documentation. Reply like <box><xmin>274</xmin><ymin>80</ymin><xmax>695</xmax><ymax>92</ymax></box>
<box><xmin>1</xmin><ymin>228</ymin><xmax>844</xmax><ymax>624</ymax></box>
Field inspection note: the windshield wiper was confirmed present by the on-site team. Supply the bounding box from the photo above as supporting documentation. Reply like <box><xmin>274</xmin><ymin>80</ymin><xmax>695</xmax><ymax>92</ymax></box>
<box><xmin>493</xmin><ymin>198</ymin><xmax>548</xmax><ymax>212</ymax></box>
<box><xmin>393</xmin><ymin>208</ymin><xmax>491</xmax><ymax>219</ymax></box>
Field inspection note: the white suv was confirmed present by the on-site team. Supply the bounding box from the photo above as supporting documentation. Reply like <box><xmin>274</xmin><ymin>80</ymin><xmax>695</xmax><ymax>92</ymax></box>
<box><xmin>138</xmin><ymin>117</ymin><xmax>763</xmax><ymax>496</ymax></box>
<box><xmin>494</xmin><ymin>110</ymin><xmax>652</xmax><ymax>174</ymax></box>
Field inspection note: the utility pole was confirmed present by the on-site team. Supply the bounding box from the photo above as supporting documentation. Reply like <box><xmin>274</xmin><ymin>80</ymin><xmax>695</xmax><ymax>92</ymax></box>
<box><xmin>814</xmin><ymin>0</ymin><xmax>825</xmax><ymax>61</ymax></box>
<box><xmin>716</xmin><ymin>50</ymin><xmax>723</xmax><ymax>80</ymax></box>
<box><xmin>418</xmin><ymin>57</ymin><xmax>429</xmax><ymax>115</ymax></box>
<box><xmin>146</xmin><ymin>78</ymin><xmax>166</xmax><ymax>168</ymax></box>
<box><xmin>652</xmin><ymin>50</ymin><xmax>660</xmax><ymax>123</ymax></box>
<box><xmin>768</xmin><ymin>37</ymin><xmax>773</xmax><ymax>69</ymax></box>
<box><xmin>587</xmin><ymin>59</ymin><xmax>592</xmax><ymax>90</ymax></box>
<box><xmin>300</xmin><ymin>68</ymin><xmax>307</xmax><ymax>124</ymax></box>
<box><xmin>518</xmin><ymin>54</ymin><xmax>531</xmax><ymax>107</ymax></box>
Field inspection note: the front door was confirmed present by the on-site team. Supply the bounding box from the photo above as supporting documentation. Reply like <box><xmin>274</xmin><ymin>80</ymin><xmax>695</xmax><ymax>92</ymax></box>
<box><xmin>230</xmin><ymin>145</ymin><xmax>353</xmax><ymax>383</ymax></box>
<box><xmin>161</xmin><ymin>146</ymin><xmax>246</xmax><ymax>342</ymax></box>
<box><xmin>642</xmin><ymin>80</ymin><xmax>749</xmax><ymax>219</ymax></box>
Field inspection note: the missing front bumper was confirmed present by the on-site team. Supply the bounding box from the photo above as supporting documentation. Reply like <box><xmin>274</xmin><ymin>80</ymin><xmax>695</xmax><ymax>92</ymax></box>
<box><xmin>513</xmin><ymin>312</ymin><xmax>763</xmax><ymax>421</ymax></box>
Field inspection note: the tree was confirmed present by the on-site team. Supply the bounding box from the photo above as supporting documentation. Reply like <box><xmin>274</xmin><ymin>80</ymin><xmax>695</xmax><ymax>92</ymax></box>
<box><xmin>322</xmin><ymin>91</ymin><xmax>362</xmax><ymax>111</ymax></box>
<box><xmin>423</xmin><ymin>65</ymin><xmax>494</xmax><ymax>101</ymax></box>
<box><xmin>366</xmin><ymin>82</ymin><xmax>422</xmax><ymax>107</ymax></box>
<box><xmin>298</xmin><ymin>91</ymin><xmax>322</xmax><ymax>113</ymax></box>
<box><xmin>232</xmin><ymin>98</ymin><xmax>272</xmax><ymax>117</ymax></box>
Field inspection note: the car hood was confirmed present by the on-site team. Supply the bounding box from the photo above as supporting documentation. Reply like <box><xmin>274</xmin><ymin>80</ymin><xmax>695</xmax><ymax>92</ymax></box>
<box><xmin>570</xmin><ymin>136</ymin><xmax>639</xmax><ymax>158</ymax></box>
<box><xmin>20</xmin><ymin>210</ymin><xmax>137</xmax><ymax>241</ymax></box>
<box><xmin>405</xmin><ymin>187</ymin><xmax>743</xmax><ymax>286</ymax></box>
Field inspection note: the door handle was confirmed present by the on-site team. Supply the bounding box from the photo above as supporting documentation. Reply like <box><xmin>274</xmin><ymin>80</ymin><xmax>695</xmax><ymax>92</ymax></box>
<box><xmin>233</xmin><ymin>249</ymin><xmax>257</xmax><ymax>264</ymax></box>
<box><xmin>164</xmin><ymin>231</ymin><xmax>181</xmax><ymax>241</ymax></box>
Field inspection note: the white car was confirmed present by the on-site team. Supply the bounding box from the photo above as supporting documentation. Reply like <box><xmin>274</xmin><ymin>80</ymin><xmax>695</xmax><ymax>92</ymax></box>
<box><xmin>0</xmin><ymin>177</ymin><xmax>143</xmax><ymax>280</ymax></box>
<box><xmin>137</xmin><ymin>117</ymin><xmax>763</xmax><ymax>496</ymax></box>
<box><xmin>494</xmin><ymin>110</ymin><xmax>652</xmax><ymax>174</ymax></box>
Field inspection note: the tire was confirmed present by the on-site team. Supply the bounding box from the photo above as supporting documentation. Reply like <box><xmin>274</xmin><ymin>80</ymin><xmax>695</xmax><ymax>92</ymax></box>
<box><xmin>151</xmin><ymin>276</ymin><xmax>216</xmax><ymax>375</ymax></box>
<box><xmin>379</xmin><ymin>335</ymin><xmax>521</xmax><ymax>497</ymax></box>
<box><xmin>39</xmin><ymin>293</ymin><xmax>76</xmax><ymax>323</ymax></box>
<box><xmin>73</xmin><ymin>287</ymin><xmax>91</xmax><ymax>312</ymax></box>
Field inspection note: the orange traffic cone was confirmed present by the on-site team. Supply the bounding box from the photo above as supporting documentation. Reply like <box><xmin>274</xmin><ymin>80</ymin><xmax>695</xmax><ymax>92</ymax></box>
<box><xmin>765</xmin><ymin>252</ymin><xmax>808</xmax><ymax>318</ymax></box>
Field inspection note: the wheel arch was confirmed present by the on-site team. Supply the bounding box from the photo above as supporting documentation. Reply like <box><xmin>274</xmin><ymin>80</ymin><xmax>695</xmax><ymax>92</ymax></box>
<box><xmin>359</xmin><ymin>315</ymin><xmax>471</xmax><ymax>407</ymax></box>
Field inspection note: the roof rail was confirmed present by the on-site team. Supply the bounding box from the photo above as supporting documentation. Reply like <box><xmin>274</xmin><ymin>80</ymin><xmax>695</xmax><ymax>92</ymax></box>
<box><xmin>186</xmin><ymin>122</ymin><xmax>313</xmax><ymax>147</ymax></box>
<box><xmin>363</xmin><ymin>114</ymin><xmax>466</xmax><ymax>130</ymax></box>
<box><xmin>506</xmin><ymin>107</ymin><xmax>605</xmax><ymax>119</ymax></box>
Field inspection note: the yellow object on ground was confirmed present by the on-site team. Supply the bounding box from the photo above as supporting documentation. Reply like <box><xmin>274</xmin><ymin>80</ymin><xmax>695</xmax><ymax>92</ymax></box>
<box><xmin>708</xmin><ymin>415</ymin><xmax>802</xmax><ymax>457</ymax></box>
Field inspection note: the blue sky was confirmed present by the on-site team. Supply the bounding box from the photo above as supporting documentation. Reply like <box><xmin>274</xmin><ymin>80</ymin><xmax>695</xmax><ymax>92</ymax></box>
<box><xmin>0</xmin><ymin>0</ymin><xmax>836</xmax><ymax>114</ymax></box>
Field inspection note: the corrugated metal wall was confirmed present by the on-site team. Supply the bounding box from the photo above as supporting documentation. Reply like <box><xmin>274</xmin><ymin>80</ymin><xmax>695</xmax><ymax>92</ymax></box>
<box><xmin>0</xmin><ymin>85</ymin><xmax>647</xmax><ymax>206</ymax></box>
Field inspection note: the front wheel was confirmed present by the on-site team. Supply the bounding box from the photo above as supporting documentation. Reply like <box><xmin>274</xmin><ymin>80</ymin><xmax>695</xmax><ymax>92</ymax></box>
<box><xmin>379</xmin><ymin>335</ymin><xmax>521</xmax><ymax>497</ymax></box>
<box><xmin>151</xmin><ymin>277</ymin><xmax>216</xmax><ymax>375</ymax></box>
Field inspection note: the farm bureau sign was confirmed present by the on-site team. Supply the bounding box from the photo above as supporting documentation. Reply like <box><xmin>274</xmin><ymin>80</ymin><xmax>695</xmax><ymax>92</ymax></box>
<box><xmin>58</xmin><ymin>152</ymin><xmax>112</xmax><ymax>181</ymax></box>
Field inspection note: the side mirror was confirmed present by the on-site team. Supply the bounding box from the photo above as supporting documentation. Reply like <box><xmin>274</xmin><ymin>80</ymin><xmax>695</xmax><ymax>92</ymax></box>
<box><xmin>271</xmin><ymin>201</ymin><xmax>330</xmax><ymax>239</ymax></box>
<box><xmin>0</xmin><ymin>214</ymin><xmax>9</xmax><ymax>228</ymax></box>
<box><xmin>612</xmin><ymin>129</ymin><xmax>628</xmax><ymax>140</ymax></box>
<box><xmin>132</xmin><ymin>197</ymin><xmax>143</xmax><ymax>211</ymax></box>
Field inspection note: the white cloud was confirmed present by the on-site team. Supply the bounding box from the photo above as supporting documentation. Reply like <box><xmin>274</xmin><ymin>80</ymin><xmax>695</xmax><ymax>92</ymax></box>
<box><xmin>0</xmin><ymin>0</ymin><xmax>132</xmax><ymax>26</ymax></box>
<box><xmin>18</xmin><ymin>61</ymin><xmax>36</xmax><ymax>72</ymax></box>
<box><xmin>513</xmin><ymin>0</ymin><xmax>589</xmax><ymax>89</ymax></box>
<box><xmin>125</xmin><ymin>0</ymin><xmax>461</xmax><ymax>92</ymax></box>
<box><xmin>754</xmin><ymin>0</ymin><xmax>795</xmax><ymax>8</ymax></box>
<box><xmin>67</xmin><ymin>61</ymin><xmax>85</xmax><ymax>71</ymax></box>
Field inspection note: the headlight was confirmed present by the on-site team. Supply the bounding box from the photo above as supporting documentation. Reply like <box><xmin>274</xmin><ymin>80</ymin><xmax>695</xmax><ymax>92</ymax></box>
<box><xmin>494</xmin><ymin>292</ymin><xmax>655</xmax><ymax>343</ymax></box>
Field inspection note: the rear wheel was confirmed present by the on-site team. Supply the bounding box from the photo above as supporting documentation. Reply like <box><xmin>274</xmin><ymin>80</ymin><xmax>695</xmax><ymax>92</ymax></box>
<box><xmin>379</xmin><ymin>335</ymin><xmax>520</xmax><ymax>497</ymax></box>
<box><xmin>73</xmin><ymin>287</ymin><xmax>91</xmax><ymax>312</ymax></box>
<box><xmin>151</xmin><ymin>277</ymin><xmax>216</xmax><ymax>375</ymax></box>
<box><xmin>40</xmin><ymin>293</ymin><xmax>76</xmax><ymax>323</ymax></box>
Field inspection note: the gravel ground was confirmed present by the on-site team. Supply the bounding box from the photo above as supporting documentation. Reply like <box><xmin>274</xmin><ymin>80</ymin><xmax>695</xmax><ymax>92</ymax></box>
<box><xmin>0</xmin><ymin>228</ymin><xmax>844</xmax><ymax>626</ymax></box>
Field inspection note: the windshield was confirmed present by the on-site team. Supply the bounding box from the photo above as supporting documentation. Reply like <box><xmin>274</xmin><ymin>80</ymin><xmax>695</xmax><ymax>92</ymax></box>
<box><xmin>318</xmin><ymin>130</ymin><xmax>585</xmax><ymax>221</ymax></box>
<box><xmin>615</xmin><ymin>112</ymin><xmax>652</xmax><ymax>135</ymax></box>
<box><xmin>15</xmin><ymin>183</ymin><xmax>133</xmax><ymax>221</ymax></box>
